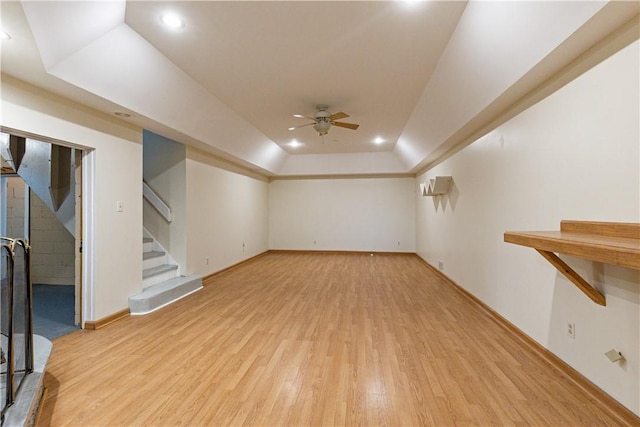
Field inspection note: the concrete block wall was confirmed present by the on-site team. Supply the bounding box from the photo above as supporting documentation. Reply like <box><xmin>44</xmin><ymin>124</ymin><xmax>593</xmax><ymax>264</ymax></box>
<box><xmin>3</xmin><ymin>177</ymin><xmax>27</xmax><ymax>283</ymax></box>
<box><xmin>29</xmin><ymin>190</ymin><xmax>75</xmax><ymax>285</ymax></box>
<box><xmin>5</xmin><ymin>177</ymin><xmax>74</xmax><ymax>285</ymax></box>
<box><xmin>5</xmin><ymin>177</ymin><xmax>26</xmax><ymax>238</ymax></box>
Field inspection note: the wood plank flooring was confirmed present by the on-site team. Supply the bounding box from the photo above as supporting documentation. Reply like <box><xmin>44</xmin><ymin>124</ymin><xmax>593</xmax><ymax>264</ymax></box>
<box><xmin>38</xmin><ymin>253</ymin><xmax>632</xmax><ymax>426</ymax></box>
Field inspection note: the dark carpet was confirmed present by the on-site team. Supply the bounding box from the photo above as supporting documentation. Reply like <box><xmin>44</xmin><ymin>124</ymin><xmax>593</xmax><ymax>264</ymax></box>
<box><xmin>32</xmin><ymin>284</ymin><xmax>79</xmax><ymax>340</ymax></box>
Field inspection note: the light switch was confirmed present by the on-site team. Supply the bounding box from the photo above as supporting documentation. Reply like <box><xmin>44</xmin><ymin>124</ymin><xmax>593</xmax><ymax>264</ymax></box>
<box><xmin>116</xmin><ymin>201</ymin><xmax>124</xmax><ymax>212</ymax></box>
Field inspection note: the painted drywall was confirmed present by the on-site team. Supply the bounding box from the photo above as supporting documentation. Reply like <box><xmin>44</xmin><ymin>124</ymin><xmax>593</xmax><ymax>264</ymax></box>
<box><xmin>277</xmin><ymin>152</ymin><xmax>407</xmax><ymax>176</ymax></box>
<box><xmin>143</xmin><ymin>130</ymin><xmax>187</xmax><ymax>272</ymax></box>
<box><xmin>416</xmin><ymin>41</ymin><xmax>640</xmax><ymax>413</ymax></box>
<box><xmin>269</xmin><ymin>177</ymin><xmax>415</xmax><ymax>252</ymax></box>
<box><xmin>395</xmin><ymin>0</ymin><xmax>608</xmax><ymax>171</ymax></box>
<box><xmin>22</xmin><ymin>0</ymin><xmax>288</xmax><ymax>174</ymax></box>
<box><xmin>1</xmin><ymin>75</ymin><xmax>143</xmax><ymax>322</ymax></box>
<box><xmin>185</xmin><ymin>147</ymin><xmax>269</xmax><ymax>276</ymax></box>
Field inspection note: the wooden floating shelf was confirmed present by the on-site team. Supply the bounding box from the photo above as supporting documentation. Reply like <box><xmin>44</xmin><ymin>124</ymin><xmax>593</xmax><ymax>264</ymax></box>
<box><xmin>504</xmin><ymin>221</ymin><xmax>640</xmax><ymax>306</ymax></box>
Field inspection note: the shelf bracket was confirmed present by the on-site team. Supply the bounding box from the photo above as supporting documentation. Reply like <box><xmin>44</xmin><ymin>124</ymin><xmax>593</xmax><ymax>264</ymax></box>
<box><xmin>535</xmin><ymin>249</ymin><xmax>606</xmax><ymax>306</ymax></box>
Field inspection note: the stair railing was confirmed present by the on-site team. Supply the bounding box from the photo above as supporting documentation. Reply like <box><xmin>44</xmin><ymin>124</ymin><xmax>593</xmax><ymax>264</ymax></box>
<box><xmin>1</xmin><ymin>237</ymin><xmax>34</xmax><ymax>424</ymax></box>
<box><xmin>143</xmin><ymin>181</ymin><xmax>172</xmax><ymax>223</ymax></box>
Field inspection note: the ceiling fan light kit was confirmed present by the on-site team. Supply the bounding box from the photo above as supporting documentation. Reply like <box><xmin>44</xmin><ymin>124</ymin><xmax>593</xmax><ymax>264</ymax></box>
<box><xmin>313</xmin><ymin>120</ymin><xmax>331</xmax><ymax>136</ymax></box>
<box><xmin>289</xmin><ymin>105</ymin><xmax>360</xmax><ymax>138</ymax></box>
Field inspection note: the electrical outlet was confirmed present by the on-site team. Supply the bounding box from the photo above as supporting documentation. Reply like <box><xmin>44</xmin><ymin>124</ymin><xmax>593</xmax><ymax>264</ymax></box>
<box><xmin>205</xmin><ymin>257</ymin><xmax>209</xmax><ymax>265</ymax></box>
<box><xmin>567</xmin><ymin>322</ymin><xmax>576</xmax><ymax>339</ymax></box>
<box><xmin>438</xmin><ymin>260</ymin><xmax>444</xmax><ymax>271</ymax></box>
<box><xmin>397</xmin><ymin>241</ymin><xmax>401</xmax><ymax>246</ymax></box>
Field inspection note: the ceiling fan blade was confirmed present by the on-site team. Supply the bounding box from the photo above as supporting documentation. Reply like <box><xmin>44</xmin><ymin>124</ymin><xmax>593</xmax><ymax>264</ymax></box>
<box><xmin>329</xmin><ymin>112</ymin><xmax>349</xmax><ymax>121</ymax></box>
<box><xmin>293</xmin><ymin>114</ymin><xmax>316</xmax><ymax>121</ymax></box>
<box><xmin>288</xmin><ymin>122</ymin><xmax>315</xmax><ymax>130</ymax></box>
<box><xmin>333</xmin><ymin>121</ymin><xmax>359</xmax><ymax>130</ymax></box>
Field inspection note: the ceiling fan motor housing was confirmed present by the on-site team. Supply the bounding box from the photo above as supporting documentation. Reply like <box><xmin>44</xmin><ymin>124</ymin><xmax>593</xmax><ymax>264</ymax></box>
<box><xmin>288</xmin><ymin>104</ymin><xmax>357</xmax><ymax>136</ymax></box>
<box><xmin>313</xmin><ymin>106</ymin><xmax>332</xmax><ymax>135</ymax></box>
<box><xmin>314</xmin><ymin>107</ymin><xmax>331</xmax><ymax>120</ymax></box>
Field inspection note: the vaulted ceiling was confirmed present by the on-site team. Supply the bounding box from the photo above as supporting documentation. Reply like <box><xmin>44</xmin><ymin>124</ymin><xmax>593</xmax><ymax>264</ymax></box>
<box><xmin>1</xmin><ymin>1</ymin><xmax>638</xmax><ymax>177</ymax></box>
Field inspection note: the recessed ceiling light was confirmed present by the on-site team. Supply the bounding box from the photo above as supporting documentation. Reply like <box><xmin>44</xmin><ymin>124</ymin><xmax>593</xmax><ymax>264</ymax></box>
<box><xmin>398</xmin><ymin>0</ymin><xmax>426</xmax><ymax>6</ymax></box>
<box><xmin>373</xmin><ymin>137</ymin><xmax>385</xmax><ymax>145</ymax></box>
<box><xmin>161</xmin><ymin>12</ymin><xmax>184</xmax><ymax>29</ymax></box>
<box><xmin>288</xmin><ymin>140</ymin><xmax>302</xmax><ymax>148</ymax></box>
<box><xmin>114</xmin><ymin>111</ymin><xmax>132</xmax><ymax>118</ymax></box>
<box><xmin>293</xmin><ymin>114</ymin><xmax>305</xmax><ymax>118</ymax></box>
<box><xmin>1</xmin><ymin>32</ymin><xmax>11</xmax><ymax>41</ymax></box>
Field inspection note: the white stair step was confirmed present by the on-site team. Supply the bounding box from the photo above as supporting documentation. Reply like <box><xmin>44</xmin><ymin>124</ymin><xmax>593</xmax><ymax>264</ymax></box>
<box><xmin>143</xmin><ymin>237</ymin><xmax>154</xmax><ymax>252</ymax></box>
<box><xmin>143</xmin><ymin>250</ymin><xmax>167</xmax><ymax>270</ymax></box>
<box><xmin>129</xmin><ymin>275</ymin><xmax>203</xmax><ymax>315</ymax></box>
<box><xmin>143</xmin><ymin>264</ymin><xmax>179</xmax><ymax>287</ymax></box>
<box><xmin>143</xmin><ymin>250</ymin><xmax>165</xmax><ymax>260</ymax></box>
<box><xmin>143</xmin><ymin>263</ymin><xmax>177</xmax><ymax>278</ymax></box>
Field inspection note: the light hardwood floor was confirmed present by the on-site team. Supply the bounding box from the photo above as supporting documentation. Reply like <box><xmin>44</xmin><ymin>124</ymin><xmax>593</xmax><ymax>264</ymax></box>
<box><xmin>39</xmin><ymin>253</ymin><xmax>635</xmax><ymax>426</ymax></box>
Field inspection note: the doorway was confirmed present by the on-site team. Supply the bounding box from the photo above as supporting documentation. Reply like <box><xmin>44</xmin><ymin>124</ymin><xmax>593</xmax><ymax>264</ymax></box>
<box><xmin>1</xmin><ymin>132</ymin><xmax>83</xmax><ymax>339</ymax></box>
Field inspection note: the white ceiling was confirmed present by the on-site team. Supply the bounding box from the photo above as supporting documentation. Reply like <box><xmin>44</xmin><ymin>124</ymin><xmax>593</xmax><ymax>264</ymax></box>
<box><xmin>125</xmin><ymin>1</ymin><xmax>466</xmax><ymax>156</ymax></box>
<box><xmin>1</xmin><ymin>1</ymin><xmax>638</xmax><ymax>177</ymax></box>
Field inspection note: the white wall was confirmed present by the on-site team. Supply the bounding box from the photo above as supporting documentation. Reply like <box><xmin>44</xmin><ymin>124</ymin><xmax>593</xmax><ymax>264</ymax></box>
<box><xmin>1</xmin><ymin>75</ymin><xmax>143</xmax><ymax>322</ymax></box>
<box><xmin>416</xmin><ymin>41</ymin><xmax>640</xmax><ymax>413</ymax></box>
<box><xmin>270</xmin><ymin>177</ymin><xmax>415</xmax><ymax>252</ymax></box>
<box><xmin>185</xmin><ymin>147</ymin><xmax>269</xmax><ymax>276</ymax></box>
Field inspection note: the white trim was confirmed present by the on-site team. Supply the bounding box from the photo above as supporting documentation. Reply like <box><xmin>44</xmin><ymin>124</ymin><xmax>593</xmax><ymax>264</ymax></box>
<box><xmin>143</xmin><ymin>181</ymin><xmax>172</xmax><ymax>222</ymax></box>
<box><xmin>129</xmin><ymin>286</ymin><xmax>202</xmax><ymax>316</ymax></box>
<box><xmin>81</xmin><ymin>149</ymin><xmax>95</xmax><ymax>327</ymax></box>
<box><xmin>0</xmin><ymin>177</ymin><xmax>6</xmax><ymax>237</ymax></box>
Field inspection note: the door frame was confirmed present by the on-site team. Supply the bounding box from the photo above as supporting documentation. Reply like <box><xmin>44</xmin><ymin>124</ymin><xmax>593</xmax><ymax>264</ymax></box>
<box><xmin>81</xmin><ymin>149</ymin><xmax>95</xmax><ymax>327</ymax></box>
<box><xmin>1</xmin><ymin>127</ymin><xmax>95</xmax><ymax>328</ymax></box>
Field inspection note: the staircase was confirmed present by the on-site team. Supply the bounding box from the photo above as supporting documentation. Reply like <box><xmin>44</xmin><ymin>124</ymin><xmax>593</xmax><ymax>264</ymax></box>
<box><xmin>129</xmin><ymin>234</ymin><xmax>202</xmax><ymax>315</ymax></box>
<box><xmin>1</xmin><ymin>133</ymin><xmax>76</xmax><ymax>237</ymax></box>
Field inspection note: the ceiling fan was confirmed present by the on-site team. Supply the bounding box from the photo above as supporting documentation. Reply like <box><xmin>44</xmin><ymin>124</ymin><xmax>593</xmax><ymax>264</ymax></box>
<box><xmin>288</xmin><ymin>105</ymin><xmax>359</xmax><ymax>137</ymax></box>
